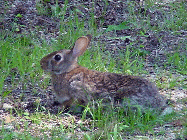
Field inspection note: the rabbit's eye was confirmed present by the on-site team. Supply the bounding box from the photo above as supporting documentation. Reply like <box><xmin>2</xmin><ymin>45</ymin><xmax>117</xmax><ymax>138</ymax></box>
<box><xmin>54</xmin><ymin>55</ymin><xmax>61</xmax><ymax>61</ymax></box>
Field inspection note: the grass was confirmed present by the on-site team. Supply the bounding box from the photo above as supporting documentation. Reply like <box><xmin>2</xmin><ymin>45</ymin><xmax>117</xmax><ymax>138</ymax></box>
<box><xmin>1</xmin><ymin>0</ymin><xmax>187</xmax><ymax>139</ymax></box>
<box><xmin>0</xmin><ymin>102</ymin><xmax>172</xmax><ymax>140</ymax></box>
<box><xmin>167</xmin><ymin>50</ymin><xmax>187</xmax><ymax>75</ymax></box>
<box><xmin>127</xmin><ymin>0</ymin><xmax>187</xmax><ymax>32</ymax></box>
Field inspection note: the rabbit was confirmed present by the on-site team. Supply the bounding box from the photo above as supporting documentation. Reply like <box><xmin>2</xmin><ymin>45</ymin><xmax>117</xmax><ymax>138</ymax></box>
<box><xmin>40</xmin><ymin>34</ymin><xmax>167</xmax><ymax>112</ymax></box>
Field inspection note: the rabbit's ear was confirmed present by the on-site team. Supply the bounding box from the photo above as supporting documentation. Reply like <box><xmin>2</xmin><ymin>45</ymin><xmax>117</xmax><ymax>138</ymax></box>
<box><xmin>71</xmin><ymin>35</ymin><xmax>92</xmax><ymax>58</ymax></box>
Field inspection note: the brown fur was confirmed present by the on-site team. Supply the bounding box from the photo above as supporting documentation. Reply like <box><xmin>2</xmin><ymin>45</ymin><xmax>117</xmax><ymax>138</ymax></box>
<box><xmin>40</xmin><ymin>35</ymin><xmax>166</xmax><ymax>110</ymax></box>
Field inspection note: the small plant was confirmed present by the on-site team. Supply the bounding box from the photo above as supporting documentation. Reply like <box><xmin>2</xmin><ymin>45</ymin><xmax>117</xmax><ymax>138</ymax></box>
<box><xmin>16</xmin><ymin>13</ymin><xmax>22</xmax><ymax>18</ymax></box>
<box><xmin>167</xmin><ymin>51</ymin><xmax>187</xmax><ymax>75</ymax></box>
<box><xmin>105</xmin><ymin>21</ymin><xmax>130</xmax><ymax>32</ymax></box>
<box><xmin>36</xmin><ymin>0</ymin><xmax>52</xmax><ymax>16</ymax></box>
<box><xmin>50</xmin><ymin>0</ymin><xmax>69</xmax><ymax>18</ymax></box>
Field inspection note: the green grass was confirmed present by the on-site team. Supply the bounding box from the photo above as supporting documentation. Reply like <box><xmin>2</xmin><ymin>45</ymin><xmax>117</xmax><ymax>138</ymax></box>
<box><xmin>125</xmin><ymin>0</ymin><xmax>187</xmax><ymax>32</ymax></box>
<box><xmin>0</xmin><ymin>32</ymin><xmax>45</xmax><ymax>94</ymax></box>
<box><xmin>167</xmin><ymin>50</ymin><xmax>187</xmax><ymax>75</ymax></box>
<box><xmin>1</xmin><ymin>0</ymin><xmax>187</xmax><ymax>139</ymax></box>
<box><xmin>1</xmin><ymin>101</ymin><xmax>175</xmax><ymax>139</ymax></box>
<box><xmin>81</xmin><ymin>102</ymin><xmax>168</xmax><ymax>139</ymax></box>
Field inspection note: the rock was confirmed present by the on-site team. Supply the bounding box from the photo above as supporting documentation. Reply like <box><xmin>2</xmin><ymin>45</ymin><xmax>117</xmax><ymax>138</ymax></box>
<box><xmin>3</xmin><ymin>103</ymin><xmax>13</xmax><ymax>109</ymax></box>
<box><xmin>161</xmin><ymin>106</ymin><xmax>173</xmax><ymax>116</ymax></box>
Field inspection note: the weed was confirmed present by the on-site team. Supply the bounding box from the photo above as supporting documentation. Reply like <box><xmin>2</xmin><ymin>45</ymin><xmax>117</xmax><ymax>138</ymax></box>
<box><xmin>105</xmin><ymin>21</ymin><xmax>130</xmax><ymax>32</ymax></box>
<box><xmin>80</xmin><ymin>99</ymin><xmax>169</xmax><ymax>139</ymax></box>
<box><xmin>36</xmin><ymin>0</ymin><xmax>52</xmax><ymax>16</ymax></box>
<box><xmin>166</xmin><ymin>51</ymin><xmax>187</xmax><ymax>75</ymax></box>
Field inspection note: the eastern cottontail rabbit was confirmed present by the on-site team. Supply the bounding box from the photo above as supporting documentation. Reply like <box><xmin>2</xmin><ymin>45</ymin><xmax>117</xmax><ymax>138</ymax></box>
<box><xmin>40</xmin><ymin>35</ymin><xmax>167</xmax><ymax>111</ymax></box>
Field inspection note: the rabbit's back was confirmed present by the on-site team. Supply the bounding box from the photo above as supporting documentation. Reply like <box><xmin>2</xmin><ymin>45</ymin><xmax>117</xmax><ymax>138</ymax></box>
<box><xmin>52</xmin><ymin>66</ymin><xmax>165</xmax><ymax>109</ymax></box>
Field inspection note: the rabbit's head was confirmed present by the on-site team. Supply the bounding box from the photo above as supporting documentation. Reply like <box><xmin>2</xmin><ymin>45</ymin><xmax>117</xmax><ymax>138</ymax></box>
<box><xmin>40</xmin><ymin>35</ymin><xmax>92</xmax><ymax>74</ymax></box>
